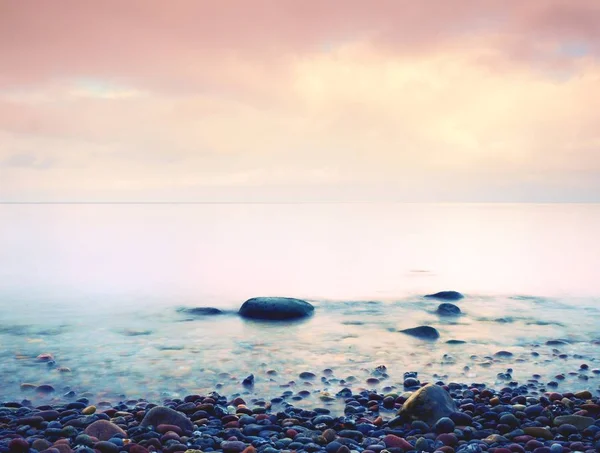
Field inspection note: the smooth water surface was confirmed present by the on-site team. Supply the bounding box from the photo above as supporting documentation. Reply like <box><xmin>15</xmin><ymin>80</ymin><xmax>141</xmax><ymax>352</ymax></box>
<box><xmin>1</xmin><ymin>203</ymin><xmax>599</xmax><ymax>405</ymax></box>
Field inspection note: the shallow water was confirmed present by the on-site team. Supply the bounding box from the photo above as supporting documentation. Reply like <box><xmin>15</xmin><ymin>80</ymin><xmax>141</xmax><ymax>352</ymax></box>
<box><xmin>1</xmin><ymin>203</ymin><xmax>599</xmax><ymax>405</ymax></box>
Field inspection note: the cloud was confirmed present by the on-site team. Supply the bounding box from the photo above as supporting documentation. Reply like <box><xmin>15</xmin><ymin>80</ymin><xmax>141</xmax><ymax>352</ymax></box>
<box><xmin>2</xmin><ymin>1</ymin><xmax>599</xmax><ymax>90</ymax></box>
<box><xmin>0</xmin><ymin>1</ymin><xmax>599</xmax><ymax>201</ymax></box>
<box><xmin>2</xmin><ymin>152</ymin><xmax>56</xmax><ymax>169</ymax></box>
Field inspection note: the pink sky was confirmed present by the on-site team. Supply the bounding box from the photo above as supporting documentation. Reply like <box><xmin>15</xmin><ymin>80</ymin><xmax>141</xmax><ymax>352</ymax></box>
<box><xmin>1</xmin><ymin>0</ymin><xmax>599</xmax><ymax>201</ymax></box>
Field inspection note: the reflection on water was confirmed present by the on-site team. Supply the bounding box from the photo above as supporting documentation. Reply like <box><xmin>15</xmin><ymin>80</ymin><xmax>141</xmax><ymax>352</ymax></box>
<box><xmin>1</xmin><ymin>203</ymin><xmax>599</xmax><ymax>404</ymax></box>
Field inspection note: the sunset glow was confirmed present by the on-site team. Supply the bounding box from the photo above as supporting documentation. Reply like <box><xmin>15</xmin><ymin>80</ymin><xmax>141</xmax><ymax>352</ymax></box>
<box><xmin>1</xmin><ymin>0</ymin><xmax>599</xmax><ymax>201</ymax></box>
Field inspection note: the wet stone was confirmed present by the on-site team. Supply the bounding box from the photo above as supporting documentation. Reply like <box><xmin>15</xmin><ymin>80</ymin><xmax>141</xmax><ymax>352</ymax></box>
<box><xmin>94</xmin><ymin>442</ymin><xmax>119</xmax><ymax>453</ymax></box>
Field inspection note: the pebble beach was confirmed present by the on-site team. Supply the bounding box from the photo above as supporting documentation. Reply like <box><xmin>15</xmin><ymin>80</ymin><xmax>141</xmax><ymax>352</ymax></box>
<box><xmin>2</xmin><ymin>375</ymin><xmax>600</xmax><ymax>453</ymax></box>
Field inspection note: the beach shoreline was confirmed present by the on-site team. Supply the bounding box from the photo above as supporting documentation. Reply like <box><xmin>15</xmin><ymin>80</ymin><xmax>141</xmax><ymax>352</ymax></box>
<box><xmin>2</xmin><ymin>371</ymin><xmax>599</xmax><ymax>453</ymax></box>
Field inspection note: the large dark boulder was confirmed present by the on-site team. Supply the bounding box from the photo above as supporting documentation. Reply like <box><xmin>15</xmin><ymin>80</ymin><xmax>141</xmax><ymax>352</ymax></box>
<box><xmin>238</xmin><ymin>297</ymin><xmax>314</xmax><ymax>320</ymax></box>
<box><xmin>398</xmin><ymin>384</ymin><xmax>458</xmax><ymax>425</ymax></box>
<box><xmin>436</xmin><ymin>303</ymin><xmax>461</xmax><ymax>316</ymax></box>
<box><xmin>424</xmin><ymin>291</ymin><xmax>464</xmax><ymax>301</ymax></box>
<box><xmin>400</xmin><ymin>325</ymin><xmax>440</xmax><ymax>340</ymax></box>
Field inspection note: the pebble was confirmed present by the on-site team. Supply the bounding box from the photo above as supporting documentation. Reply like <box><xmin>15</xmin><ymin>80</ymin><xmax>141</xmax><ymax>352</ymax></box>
<box><xmin>382</xmin><ymin>435</ymin><xmax>412</xmax><ymax>450</ymax></box>
<box><xmin>0</xmin><ymin>376</ymin><xmax>597</xmax><ymax>453</ymax></box>
<box><xmin>82</xmin><ymin>405</ymin><xmax>96</xmax><ymax>415</ymax></box>
<box><xmin>8</xmin><ymin>439</ymin><xmax>29</xmax><ymax>453</ymax></box>
<box><xmin>84</xmin><ymin>420</ymin><xmax>128</xmax><ymax>441</ymax></box>
<box><xmin>94</xmin><ymin>442</ymin><xmax>119</xmax><ymax>453</ymax></box>
<box><xmin>523</xmin><ymin>427</ymin><xmax>554</xmax><ymax>440</ymax></box>
<box><xmin>434</xmin><ymin>417</ymin><xmax>455</xmax><ymax>434</ymax></box>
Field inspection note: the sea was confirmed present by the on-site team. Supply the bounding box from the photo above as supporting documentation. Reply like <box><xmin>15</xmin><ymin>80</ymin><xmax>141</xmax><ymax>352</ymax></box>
<box><xmin>1</xmin><ymin>203</ymin><xmax>599</xmax><ymax>406</ymax></box>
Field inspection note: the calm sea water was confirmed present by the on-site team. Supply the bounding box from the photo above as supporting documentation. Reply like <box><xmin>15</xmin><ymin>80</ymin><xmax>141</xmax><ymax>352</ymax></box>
<box><xmin>1</xmin><ymin>203</ymin><xmax>599</xmax><ymax>405</ymax></box>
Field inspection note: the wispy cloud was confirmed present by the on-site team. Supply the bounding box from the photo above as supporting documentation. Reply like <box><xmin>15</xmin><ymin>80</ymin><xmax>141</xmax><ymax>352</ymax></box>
<box><xmin>2</xmin><ymin>152</ymin><xmax>56</xmax><ymax>169</ymax></box>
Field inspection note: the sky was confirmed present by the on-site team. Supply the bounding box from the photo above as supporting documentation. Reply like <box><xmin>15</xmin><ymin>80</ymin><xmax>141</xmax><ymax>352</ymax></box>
<box><xmin>1</xmin><ymin>0</ymin><xmax>599</xmax><ymax>202</ymax></box>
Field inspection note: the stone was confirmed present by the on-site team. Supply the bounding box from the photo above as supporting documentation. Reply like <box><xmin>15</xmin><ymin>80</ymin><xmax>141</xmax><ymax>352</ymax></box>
<box><xmin>177</xmin><ymin>307</ymin><xmax>223</xmax><ymax>316</ymax></box>
<box><xmin>82</xmin><ymin>405</ymin><xmax>96</xmax><ymax>415</ymax></box>
<box><xmin>35</xmin><ymin>384</ymin><xmax>55</xmax><ymax>393</ymax></box>
<box><xmin>140</xmin><ymin>406</ymin><xmax>194</xmax><ymax>433</ymax></box>
<box><xmin>399</xmin><ymin>326</ymin><xmax>440</xmax><ymax>340</ymax></box>
<box><xmin>553</xmin><ymin>415</ymin><xmax>594</xmax><ymax>430</ymax></box>
<box><xmin>130</xmin><ymin>446</ymin><xmax>149</xmax><ymax>453</ymax></box>
<box><xmin>574</xmin><ymin>390</ymin><xmax>592</xmax><ymax>399</ymax></box>
<box><xmin>545</xmin><ymin>339</ymin><xmax>569</xmax><ymax>346</ymax></box>
<box><xmin>483</xmin><ymin>434</ymin><xmax>508</xmax><ymax>444</ymax></box>
<box><xmin>382</xmin><ymin>435</ymin><xmax>412</xmax><ymax>450</ymax></box>
<box><xmin>523</xmin><ymin>427</ymin><xmax>553</xmax><ymax>440</ymax></box>
<box><xmin>404</xmin><ymin>377</ymin><xmax>420</xmax><ymax>388</ymax></box>
<box><xmin>221</xmin><ymin>441</ymin><xmax>247</xmax><ymax>453</ymax></box>
<box><xmin>157</xmin><ymin>424</ymin><xmax>183</xmax><ymax>435</ymax></box>
<box><xmin>556</xmin><ymin>424</ymin><xmax>577</xmax><ymax>436</ymax></box>
<box><xmin>51</xmin><ymin>444</ymin><xmax>72</xmax><ymax>453</ymax></box>
<box><xmin>16</xmin><ymin>416</ymin><xmax>44</xmax><ymax>426</ymax></box>
<box><xmin>424</xmin><ymin>291</ymin><xmax>464</xmax><ymax>301</ymax></box>
<box><xmin>8</xmin><ymin>439</ymin><xmax>29</xmax><ymax>453</ymax></box>
<box><xmin>436</xmin><ymin>303</ymin><xmax>461</xmax><ymax>316</ymax></box>
<box><xmin>238</xmin><ymin>297</ymin><xmax>314</xmax><ymax>320</ymax></box>
<box><xmin>74</xmin><ymin>435</ymin><xmax>94</xmax><ymax>447</ymax></box>
<box><xmin>94</xmin><ymin>442</ymin><xmax>119</xmax><ymax>453</ymax></box>
<box><xmin>322</xmin><ymin>429</ymin><xmax>337</xmax><ymax>443</ymax></box>
<box><xmin>36</xmin><ymin>409</ymin><xmax>60</xmax><ymax>421</ymax></box>
<box><xmin>415</xmin><ymin>438</ymin><xmax>429</xmax><ymax>452</ymax></box>
<box><xmin>32</xmin><ymin>441</ymin><xmax>52</xmax><ymax>451</ymax></box>
<box><xmin>84</xmin><ymin>420</ymin><xmax>128</xmax><ymax>441</ymax></box>
<box><xmin>499</xmin><ymin>413</ymin><xmax>519</xmax><ymax>427</ymax></box>
<box><xmin>450</xmin><ymin>411</ymin><xmax>472</xmax><ymax>426</ymax></box>
<box><xmin>299</xmin><ymin>371</ymin><xmax>316</xmax><ymax>379</ymax></box>
<box><xmin>398</xmin><ymin>384</ymin><xmax>457</xmax><ymax>425</ymax></box>
<box><xmin>434</xmin><ymin>417</ymin><xmax>455</xmax><ymax>434</ymax></box>
<box><xmin>436</xmin><ymin>433</ymin><xmax>458</xmax><ymax>446</ymax></box>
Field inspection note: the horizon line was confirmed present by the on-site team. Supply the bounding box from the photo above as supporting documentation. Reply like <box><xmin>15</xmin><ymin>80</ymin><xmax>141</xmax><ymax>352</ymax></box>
<box><xmin>1</xmin><ymin>201</ymin><xmax>599</xmax><ymax>205</ymax></box>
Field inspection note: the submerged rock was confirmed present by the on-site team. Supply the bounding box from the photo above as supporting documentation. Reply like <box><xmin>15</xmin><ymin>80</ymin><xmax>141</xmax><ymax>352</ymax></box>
<box><xmin>177</xmin><ymin>307</ymin><xmax>223</xmax><ymax>316</ymax></box>
<box><xmin>436</xmin><ymin>303</ymin><xmax>461</xmax><ymax>316</ymax></box>
<box><xmin>242</xmin><ymin>374</ymin><xmax>255</xmax><ymax>387</ymax></box>
<box><xmin>238</xmin><ymin>297</ymin><xmax>314</xmax><ymax>320</ymax></box>
<box><xmin>119</xmin><ymin>329</ymin><xmax>152</xmax><ymax>336</ymax></box>
<box><xmin>399</xmin><ymin>325</ymin><xmax>440</xmax><ymax>340</ymax></box>
<box><xmin>398</xmin><ymin>384</ymin><xmax>457</xmax><ymax>425</ymax></box>
<box><xmin>424</xmin><ymin>291</ymin><xmax>464</xmax><ymax>301</ymax></box>
<box><xmin>35</xmin><ymin>384</ymin><xmax>55</xmax><ymax>394</ymax></box>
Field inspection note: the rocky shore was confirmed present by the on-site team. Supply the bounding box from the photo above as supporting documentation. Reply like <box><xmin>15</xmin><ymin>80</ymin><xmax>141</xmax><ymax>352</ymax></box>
<box><xmin>2</xmin><ymin>374</ymin><xmax>599</xmax><ymax>453</ymax></box>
